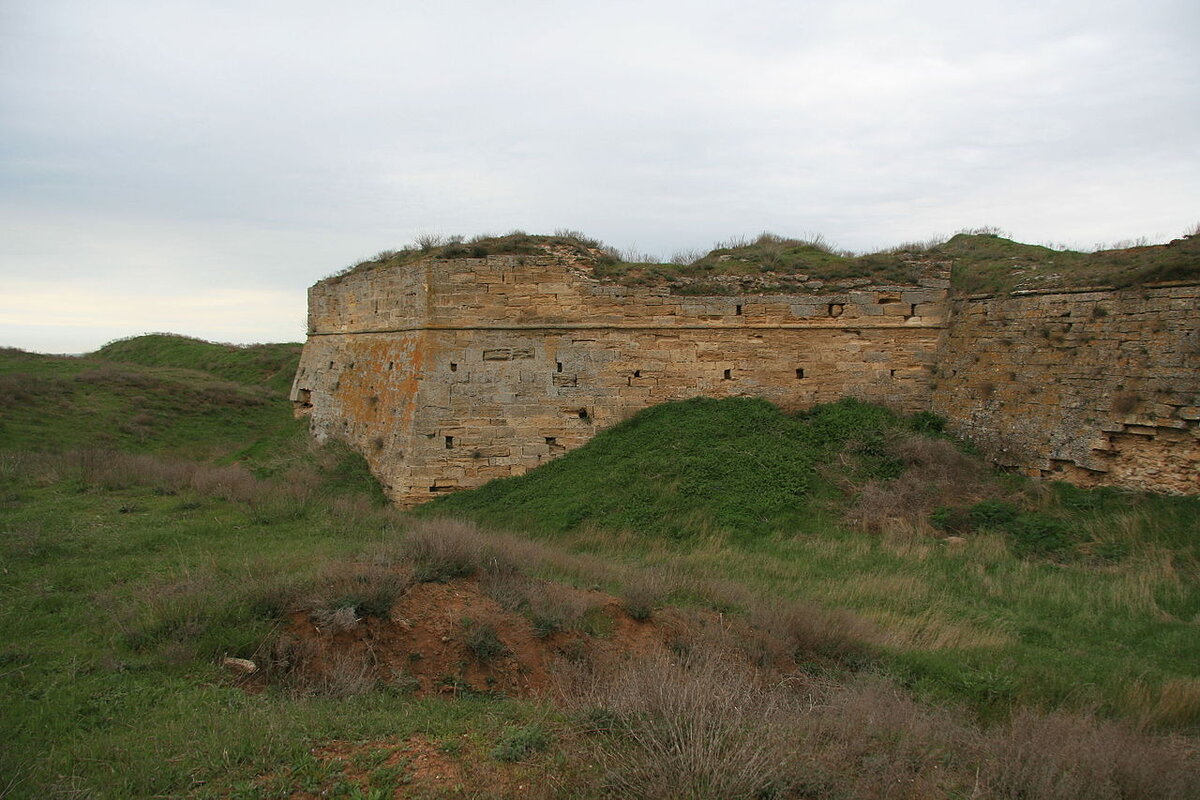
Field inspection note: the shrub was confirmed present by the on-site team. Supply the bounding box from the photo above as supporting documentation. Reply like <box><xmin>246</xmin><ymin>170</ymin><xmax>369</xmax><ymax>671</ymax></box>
<box><xmin>557</xmin><ymin>648</ymin><xmax>799</xmax><ymax>799</ymax></box>
<box><xmin>463</xmin><ymin>620</ymin><xmax>507</xmax><ymax>662</ymax></box>
<box><xmin>982</xmin><ymin>708</ymin><xmax>1200</xmax><ymax>799</ymax></box>
<box><xmin>307</xmin><ymin>562</ymin><xmax>415</xmax><ymax>619</ymax></box>
<box><xmin>747</xmin><ymin>598</ymin><xmax>879</xmax><ymax>666</ymax></box>
<box><xmin>1008</xmin><ymin>513</ymin><xmax>1076</xmax><ymax>559</ymax></box>
<box><xmin>909</xmin><ymin>410</ymin><xmax>946</xmax><ymax>434</ymax></box>
<box><xmin>527</xmin><ymin>585</ymin><xmax>595</xmax><ymax>637</ymax></box>
<box><xmin>310</xmin><ymin>605</ymin><xmax>359</xmax><ymax>633</ymax></box>
<box><xmin>490</xmin><ymin>724</ymin><xmax>550</xmax><ymax>762</ymax></box>
<box><xmin>479</xmin><ymin>566</ymin><xmax>533</xmax><ymax>611</ymax></box>
<box><xmin>849</xmin><ymin>434</ymin><xmax>988</xmax><ymax>532</ymax></box>
<box><xmin>402</xmin><ymin>519</ymin><xmax>501</xmax><ymax>582</ymax></box>
<box><xmin>931</xmin><ymin>505</ymin><xmax>972</xmax><ymax>533</ymax></box>
<box><xmin>969</xmin><ymin>498</ymin><xmax>1019</xmax><ymax>528</ymax></box>
<box><xmin>621</xmin><ymin>571</ymin><xmax>672</xmax><ymax>622</ymax></box>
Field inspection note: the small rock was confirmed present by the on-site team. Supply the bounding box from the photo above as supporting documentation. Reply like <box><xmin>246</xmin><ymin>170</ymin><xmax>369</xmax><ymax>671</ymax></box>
<box><xmin>222</xmin><ymin>657</ymin><xmax>257</xmax><ymax>674</ymax></box>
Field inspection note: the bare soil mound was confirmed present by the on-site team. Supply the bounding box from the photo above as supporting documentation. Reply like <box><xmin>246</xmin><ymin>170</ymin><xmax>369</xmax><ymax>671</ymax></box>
<box><xmin>263</xmin><ymin>576</ymin><xmax>697</xmax><ymax>698</ymax></box>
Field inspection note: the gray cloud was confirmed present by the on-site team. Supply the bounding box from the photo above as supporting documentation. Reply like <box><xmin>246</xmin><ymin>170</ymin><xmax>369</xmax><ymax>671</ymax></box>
<box><xmin>2</xmin><ymin>0</ymin><xmax>1197</xmax><ymax>352</ymax></box>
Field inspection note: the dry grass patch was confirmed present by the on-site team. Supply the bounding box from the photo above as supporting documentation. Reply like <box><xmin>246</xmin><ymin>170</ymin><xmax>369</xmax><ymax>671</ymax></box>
<box><xmin>401</xmin><ymin>518</ymin><xmax>516</xmax><ymax>582</ymax></box>
<box><xmin>746</xmin><ymin>597</ymin><xmax>883</xmax><ymax>665</ymax></box>
<box><xmin>558</xmin><ymin>648</ymin><xmax>806</xmax><ymax>800</ymax></box>
<box><xmin>1123</xmin><ymin>677</ymin><xmax>1200</xmax><ymax>729</ymax></box>
<box><xmin>849</xmin><ymin>435</ymin><xmax>993</xmax><ymax>531</ymax></box>
<box><xmin>981</xmin><ymin>708</ymin><xmax>1200</xmax><ymax>799</ymax></box>
<box><xmin>874</xmin><ymin>609</ymin><xmax>1015</xmax><ymax>651</ymax></box>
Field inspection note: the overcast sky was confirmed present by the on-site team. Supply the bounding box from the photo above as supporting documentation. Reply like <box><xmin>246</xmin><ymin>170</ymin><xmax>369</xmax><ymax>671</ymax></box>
<box><xmin>2</xmin><ymin>0</ymin><xmax>1197</xmax><ymax>353</ymax></box>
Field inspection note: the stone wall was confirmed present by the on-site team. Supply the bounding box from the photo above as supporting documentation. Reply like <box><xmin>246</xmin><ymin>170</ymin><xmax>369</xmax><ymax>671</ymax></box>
<box><xmin>932</xmin><ymin>284</ymin><xmax>1199</xmax><ymax>494</ymax></box>
<box><xmin>293</xmin><ymin>252</ymin><xmax>947</xmax><ymax>506</ymax></box>
<box><xmin>292</xmin><ymin>249</ymin><xmax>1198</xmax><ymax>504</ymax></box>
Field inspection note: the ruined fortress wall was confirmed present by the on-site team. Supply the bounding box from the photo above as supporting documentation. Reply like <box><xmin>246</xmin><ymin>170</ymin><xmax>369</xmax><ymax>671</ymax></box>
<box><xmin>931</xmin><ymin>284</ymin><xmax>1200</xmax><ymax>494</ymax></box>
<box><xmin>293</xmin><ymin>252</ymin><xmax>1199</xmax><ymax>504</ymax></box>
<box><xmin>293</xmin><ymin>254</ymin><xmax>946</xmax><ymax>506</ymax></box>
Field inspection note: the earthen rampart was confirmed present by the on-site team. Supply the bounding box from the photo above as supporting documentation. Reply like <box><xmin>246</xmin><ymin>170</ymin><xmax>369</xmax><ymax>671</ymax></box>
<box><xmin>292</xmin><ymin>249</ymin><xmax>1198</xmax><ymax>505</ymax></box>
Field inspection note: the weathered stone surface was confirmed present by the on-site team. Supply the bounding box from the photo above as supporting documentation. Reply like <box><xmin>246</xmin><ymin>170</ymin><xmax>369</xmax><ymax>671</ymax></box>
<box><xmin>293</xmin><ymin>250</ymin><xmax>1199</xmax><ymax>505</ymax></box>
<box><xmin>931</xmin><ymin>285</ymin><xmax>1199</xmax><ymax>495</ymax></box>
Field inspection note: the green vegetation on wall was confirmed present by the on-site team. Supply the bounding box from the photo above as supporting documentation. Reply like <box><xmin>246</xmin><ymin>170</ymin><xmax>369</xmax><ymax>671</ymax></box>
<box><xmin>329</xmin><ymin>228</ymin><xmax>1200</xmax><ymax>297</ymax></box>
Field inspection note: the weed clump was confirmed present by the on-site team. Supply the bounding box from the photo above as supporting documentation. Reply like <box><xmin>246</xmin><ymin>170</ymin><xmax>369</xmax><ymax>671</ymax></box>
<box><xmin>490</xmin><ymin>724</ymin><xmax>550</xmax><ymax>762</ymax></box>
<box><xmin>463</xmin><ymin>619</ymin><xmax>507</xmax><ymax>662</ymax></box>
<box><xmin>402</xmin><ymin>519</ymin><xmax>511</xmax><ymax>581</ymax></box>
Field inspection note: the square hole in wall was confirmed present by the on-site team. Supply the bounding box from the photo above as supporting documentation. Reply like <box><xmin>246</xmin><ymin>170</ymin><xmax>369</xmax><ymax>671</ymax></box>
<box><xmin>450</xmin><ymin>362</ymin><xmax>458</xmax><ymax>372</ymax></box>
<box><xmin>445</xmin><ymin>435</ymin><xmax>454</xmax><ymax>449</ymax></box>
<box><xmin>556</xmin><ymin>362</ymin><xmax>563</xmax><ymax>372</ymax></box>
<box><xmin>796</xmin><ymin>368</ymin><xmax>805</xmax><ymax>379</ymax></box>
<box><xmin>723</xmin><ymin>368</ymin><xmax>732</xmax><ymax>380</ymax></box>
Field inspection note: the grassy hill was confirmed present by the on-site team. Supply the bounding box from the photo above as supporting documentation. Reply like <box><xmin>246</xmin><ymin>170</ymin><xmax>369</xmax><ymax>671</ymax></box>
<box><xmin>0</xmin><ymin>334</ymin><xmax>301</xmax><ymax>460</ymax></box>
<box><xmin>424</xmin><ymin>397</ymin><xmax>930</xmax><ymax>542</ymax></box>
<box><xmin>424</xmin><ymin>397</ymin><xmax>1200</xmax><ymax>722</ymax></box>
<box><xmin>94</xmin><ymin>333</ymin><xmax>302</xmax><ymax>394</ymax></box>
<box><xmin>2</xmin><ymin>334</ymin><xmax>1198</xmax><ymax>799</ymax></box>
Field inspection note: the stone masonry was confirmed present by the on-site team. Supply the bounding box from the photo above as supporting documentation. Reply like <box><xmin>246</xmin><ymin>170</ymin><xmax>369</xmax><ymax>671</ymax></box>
<box><xmin>291</xmin><ymin>247</ymin><xmax>1198</xmax><ymax>505</ymax></box>
<box><xmin>932</xmin><ymin>284</ymin><xmax>1199</xmax><ymax>494</ymax></box>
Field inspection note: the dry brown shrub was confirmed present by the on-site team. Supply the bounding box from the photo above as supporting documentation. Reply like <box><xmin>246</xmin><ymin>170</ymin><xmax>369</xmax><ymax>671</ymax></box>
<box><xmin>526</xmin><ymin>583</ymin><xmax>598</xmax><ymax>637</ymax></box>
<box><xmin>401</xmin><ymin>517</ymin><xmax>515</xmax><ymax>581</ymax></box>
<box><xmin>747</xmin><ymin>597</ymin><xmax>882</xmax><ymax>665</ymax></box>
<box><xmin>310</xmin><ymin>604</ymin><xmax>360</xmax><ymax>633</ymax></box>
<box><xmin>800</xmin><ymin>676</ymin><xmax>980</xmax><ymax>799</ymax></box>
<box><xmin>850</xmin><ymin>435</ymin><xmax>991</xmax><ymax>531</ymax></box>
<box><xmin>270</xmin><ymin>638</ymin><xmax>378</xmax><ymax>698</ymax></box>
<box><xmin>620</xmin><ymin>570</ymin><xmax>676</xmax><ymax>621</ymax></box>
<box><xmin>0</xmin><ymin>373</ymin><xmax>71</xmax><ymax>407</ymax></box>
<box><xmin>557</xmin><ymin>647</ymin><xmax>805</xmax><ymax>800</ymax></box>
<box><xmin>305</xmin><ymin>561</ymin><xmax>416</xmax><ymax>619</ymax></box>
<box><xmin>688</xmin><ymin>577</ymin><xmax>755</xmax><ymax>612</ymax></box>
<box><xmin>479</xmin><ymin>565</ymin><xmax>535</xmax><ymax>611</ymax></box>
<box><xmin>981</xmin><ymin>708</ymin><xmax>1200</xmax><ymax>800</ymax></box>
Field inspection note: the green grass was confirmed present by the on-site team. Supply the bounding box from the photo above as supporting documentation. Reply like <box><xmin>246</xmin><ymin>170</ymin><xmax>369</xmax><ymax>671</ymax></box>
<box><xmin>422</xmin><ymin>397</ymin><xmax>912</xmax><ymax>544</ymax></box>
<box><xmin>3</xmin><ymin>334</ymin><xmax>1198</xmax><ymax>797</ymax></box>
<box><xmin>0</xmin><ymin>339</ymin><xmax>301</xmax><ymax>460</ymax></box>
<box><xmin>422</xmin><ymin>397</ymin><xmax>1200</xmax><ymax>725</ymax></box>
<box><xmin>94</xmin><ymin>333</ymin><xmax>303</xmax><ymax>394</ymax></box>
<box><xmin>0</xmin><ymin>339</ymin><xmax>547</xmax><ymax>797</ymax></box>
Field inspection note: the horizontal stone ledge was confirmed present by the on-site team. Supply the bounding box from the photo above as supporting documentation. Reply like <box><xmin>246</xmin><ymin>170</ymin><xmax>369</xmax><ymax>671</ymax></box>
<box><xmin>307</xmin><ymin>321</ymin><xmax>948</xmax><ymax>335</ymax></box>
<box><xmin>958</xmin><ymin>279</ymin><xmax>1200</xmax><ymax>302</ymax></box>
